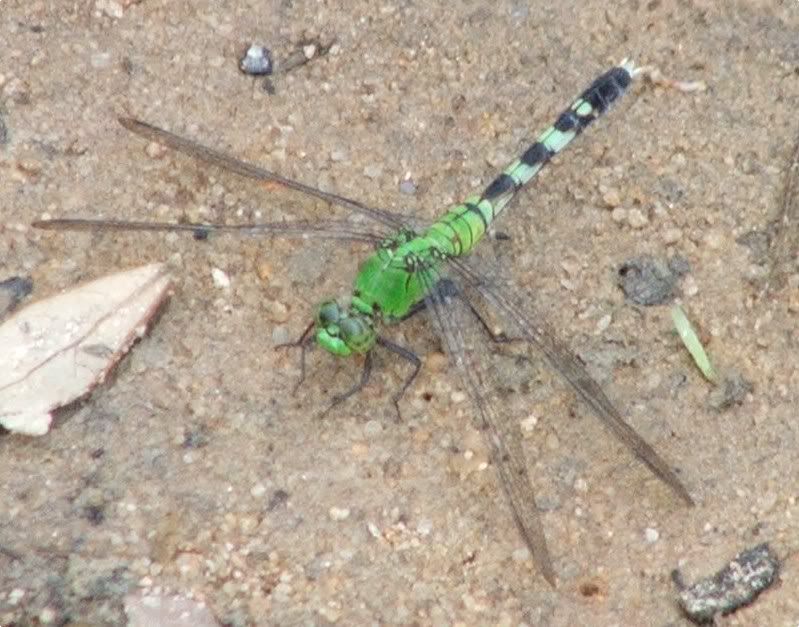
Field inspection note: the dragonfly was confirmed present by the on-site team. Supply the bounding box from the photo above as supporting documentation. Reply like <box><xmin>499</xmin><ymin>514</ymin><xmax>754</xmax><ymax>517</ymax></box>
<box><xmin>35</xmin><ymin>59</ymin><xmax>695</xmax><ymax>585</ymax></box>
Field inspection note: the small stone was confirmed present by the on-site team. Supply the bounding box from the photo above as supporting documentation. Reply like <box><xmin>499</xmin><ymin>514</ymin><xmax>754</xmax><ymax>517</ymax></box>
<box><xmin>17</xmin><ymin>158</ymin><xmax>42</xmax><ymax>176</ymax></box>
<box><xmin>239</xmin><ymin>45</ymin><xmax>273</xmax><ymax>76</ymax></box>
<box><xmin>250</xmin><ymin>483</ymin><xmax>266</xmax><ymax>498</ymax></box>
<box><xmin>683</xmin><ymin>274</ymin><xmax>699</xmax><ymax>297</ymax></box>
<box><xmin>602</xmin><ymin>187</ymin><xmax>622</xmax><ymax>208</ymax></box>
<box><xmin>703</xmin><ymin>229</ymin><xmax>725</xmax><ymax>250</ymax></box>
<box><xmin>145</xmin><ymin>140</ymin><xmax>168</xmax><ymax>159</ymax></box>
<box><xmin>416</xmin><ymin>519</ymin><xmax>433</xmax><ymax>536</ymax></box>
<box><xmin>329</xmin><ymin>507</ymin><xmax>350</xmax><ymax>521</ymax></box>
<box><xmin>519</xmin><ymin>414</ymin><xmax>538</xmax><ymax>433</ymax></box>
<box><xmin>675</xmin><ymin>543</ymin><xmax>779</xmax><ymax>623</ymax></box>
<box><xmin>211</xmin><ymin>267</ymin><xmax>230</xmax><ymax>288</ymax></box>
<box><xmin>662</xmin><ymin>227</ymin><xmax>683</xmax><ymax>245</ymax></box>
<box><xmin>363</xmin><ymin>420</ymin><xmax>382</xmax><ymax>437</ymax></box>
<box><xmin>318</xmin><ymin>605</ymin><xmax>340</xmax><ymax>622</ymax></box>
<box><xmin>450</xmin><ymin>390</ymin><xmax>466</xmax><ymax>403</ymax></box>
<box><xmin>399</xmin><ymin>179</ymin><xmax>417</xmax><ymax>195</ymax></box>
<box><xmin>39</xmin><ymin>607</ymin><xmax>57</xmax><ymax>624</ymax></box>
<box><xmin>626</xmin><ymin>208</ymin><xmax>649</xmax><ymax>229</ymax></box>
<box><xmin>96</xmin><ymin>0</ymin><xmax>124</xmax><ymax>19</ymax></box>
<box><xmin>595</xmin><ymin>314</ymin><xmax>612</xmax><ymax>333</ymax></box>
<box><xmin>644</xmin><ymin>527</ymin><xmax>660</xmax><ymax>543</ymax></box>
<box><xmin>330</xmin><ymin>148</ymin><xmax>347</xmax><ymax>162</ymax></box>
<box><xmin>271</xmin><ymin>326</ymin><xmax>289</xmax><ymax>345</ymax></box>
<box><xmin>265</xmin><ymin>299</ymin><xmax>289</xmax><ymax>323</ymax></box>
<box><xmin>273</xmin><ymin>582</ymin><xmax>293</xmax><ymax>598</ymax></box>
<box><xmin>255</xmin><ymin>260</ymin><xmax>273</xmax><ymax>282</ymax></box>
<box><xmin>512</xmin><ymin>546</ymin><xmax>531</xmax><ymax>562</ymax></box>
<box><xmin>425</xmin><ymin>352</ymin><xmax>448</xmax><ymax>372</ymax></box>
<box><xmin>90</xmin><ymin>51</ymin><xmax>112</xmax><ymax>68</ymax></box>
<box><xmin>363</xmin><ymin>164</ymin><xmax>382</xmax><ymax>179</ymax></box>
<box><xmin>617</xmin><ymin>255</ymin><xmax>686</xmax><ymax>306</ymax></box>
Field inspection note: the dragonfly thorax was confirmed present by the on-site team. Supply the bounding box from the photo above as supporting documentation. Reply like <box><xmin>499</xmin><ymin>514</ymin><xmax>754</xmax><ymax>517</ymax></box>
<box><xmin>315</xmin><ymin>299</ymin><xmax>377</xmax><ymax>357</ymax></box>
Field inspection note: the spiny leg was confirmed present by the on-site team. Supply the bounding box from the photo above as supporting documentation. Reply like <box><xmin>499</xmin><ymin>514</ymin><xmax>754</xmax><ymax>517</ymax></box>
<box><xmin>275</xmin><ymin>321</ymin><xmax>315</xmax><ymax>395</ymax></box>
<box><xmin>376</xmin><ymin>336</ymin><xmax>422</xmax><ymax>421</ymax></box>
<box><xmin>402</xmin><ymin>279</ymin><xmax>521</xmax><ymax>345</ymax></box>
<box><xmin>320</xmin><ymin>350</ymin><xmax>374</xmax><ymax>418</ymax></box>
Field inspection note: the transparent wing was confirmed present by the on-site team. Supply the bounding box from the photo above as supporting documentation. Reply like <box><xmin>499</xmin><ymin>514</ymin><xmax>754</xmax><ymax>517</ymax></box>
<box><xmin>448</xmin><ymin>256</ymin><xmax>694</xmax><ymax>506</ymax></box>
<box><xmin>416</xmin><ymin>263</ymin><xmax>557</xmax><ymax>586</ymax></box>
<box><xmin>33</xmin><ymin>217</ymin><xmax>386</xmax><ymax>245</ymax></box>
<box><xmin>119</xmin><ymin>117</ymin><xmax>412</xmax><ymax>231</ymax></box>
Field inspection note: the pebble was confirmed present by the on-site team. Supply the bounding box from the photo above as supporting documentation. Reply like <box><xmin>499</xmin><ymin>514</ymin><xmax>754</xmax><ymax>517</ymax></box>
<box><xmin>703</xmin><ymin>229</ymin><xmax>725</xmax><ymax>250</ymax></box>
<box><xmin>662</xmin><ymin>227</ymin><xmax>683</xmax><ymax>245</ymax></box>
<box><xmin>416</xmin><ymin>519</ymin><xmax>433</xmax><ymax>536</ymax></box>
<box><xmin>519</xmin><ymin>414</ymin><xmax>538</xmax><ymax>434</ymax></box>
<box><xmin>255</xmin><ymin>260</ymin><xmax>273</xmax><ymax>283</ymax></box>
<box><xmin>683</xmin><ymin>274</ymin><xmax>699</xmax><ymax>297</ymax></box>
<box><xmin>611</xmin><ymin>207</ymin><xmax>627</xmax><ymax>224</ymax></box>
<box><xmin>90</xmin><ymin>51</ymin><xmax>112</xmax><ymax>69</ymax></box>
<box><xmin>38</xmin><ymin>607</ymin><xmax>57</xmax><ymax>624</ymax></box>
<box><xmin>328</xmin><ymin>507</ymin><xmax>350</xmax><ymax>521</ymax></box>
<box><xmin>595</xmin><ymin>314</ymin><xmax>612</xmax><ymax>333</ymax></box>
<box><xmin>330</xmin><ymin>148</ymin><xmax>347</xmax><ymax>162</ymax></box>
<box><xmin>450</xmin><ymin>390</ymin><xmax>466</xmax><ymax>403</ymax></box>
<box><xmin>511</xmin><ymin>546</ymin><xmax>531</xmax><ymax>562</ymax></box>
<box><xmin>95</xmin><ymin>0</ymin><xmax>124</xmax><ymax>19</ymax></box>
<box><xmin>363</xmin><ymin>164</ymin><xmax>382</xmax><ymax>179</ymax></box>
<box><xmin>626</xmin><ymin>208</ymin><xmax>649</xmax><ymax>229</ymax></box>
<box><xmin>250</xmin><ymin>483</ymin><xmax>266</xmax><ymax>498</ymax></box>
<box><xmin>399</xmin><ymin>179</ymin><xmax>417</xmax><ymax>195</ymax></box>
<box><xmin>271</xmin><ymin>326</ymin><xmax>290</xmax><ymax>344</ymax></box>
<box><xmin>602</xmin><ymin>187</ymin><xmax>622</xmax><ymax>208</ymax></box>
<box><xmin>363</xmin><ymin>420</ymin><xmax>382</xmax><ymax>437</ymax></box>
<box><xmin>265</xmin><ymin>299</ymin><xmax>289</xmax><ymax>323</ymax></box>
<box><xmin>644</xmin><ymin>527</ymin><xmax>660</xmax><ymax>543</ymax></box>
<box><xmin>17</xmin><ymin>158</ymin><xmax>42</xmax><ymax>176</ymax></box>
<box><xmin>239</xmin><ymin>45</ymin><xmax>273</xmax><ymax>76</ymax></box>
<box><xmin>145</xmin><ymin>141</ymin><xmax>168</xmax><ymax>159</ymax></box>
<box><xmin>425</xmin><ymin>352</ymin><xmax>448</xmax><ymax>372</ymax></box>
<box><xmin>211</xmin><ymin>267</ymin><xmax>230</xmax><ymax>288</ymax></box>
<box><xmin>367</xmin><ymin>522</ymin><xmax>381</xmax><ymax>538</ymax></box>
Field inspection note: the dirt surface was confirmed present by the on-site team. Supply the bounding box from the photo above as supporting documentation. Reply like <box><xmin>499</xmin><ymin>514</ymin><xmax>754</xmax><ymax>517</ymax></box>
<box><xmin>2</xmin><ymin>1</ymin><xmax>798</xmax><ymax>625</ymax></box>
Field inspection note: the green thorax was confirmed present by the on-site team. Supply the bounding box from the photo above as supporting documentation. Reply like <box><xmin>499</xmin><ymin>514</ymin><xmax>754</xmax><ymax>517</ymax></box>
<box><xmin>353</xmin><ymin>232</ymin><xmax>443</xmax><ymax>322</ymax></box>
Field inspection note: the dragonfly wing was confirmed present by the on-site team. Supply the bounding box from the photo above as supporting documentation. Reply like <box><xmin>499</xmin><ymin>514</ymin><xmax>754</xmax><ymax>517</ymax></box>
<box><xmin>33</xmin><ymin>218</ymin><xmax>387</xmax><ymax>245</ymax></box>
<box><xmin>417</xmin><ymin>265</ymin><xmax>557</xmax><ymax>586</ymax></box>
<box><xmin>449</xmin><ymin>256</ymin><xmax>694</xmax><ymax>506</ymax></box>
<box><xmin>119</xmin><ymin>118</ymin><xmax>412</xmax><ymax>231</ymax></box>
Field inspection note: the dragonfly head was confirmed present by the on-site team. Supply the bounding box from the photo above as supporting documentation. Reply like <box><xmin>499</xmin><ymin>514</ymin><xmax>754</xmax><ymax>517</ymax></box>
<box><xmin>315</xmin><ymin>299</ymin><xmax>376</xmax><ymax>357</ymax></box>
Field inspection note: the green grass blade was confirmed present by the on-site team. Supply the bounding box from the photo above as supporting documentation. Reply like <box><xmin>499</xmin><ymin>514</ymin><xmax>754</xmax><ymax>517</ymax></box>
<box><xmin>671</xmin><ymin>305</ymin><xmax>718</xmax><ymax>384</ymax></box>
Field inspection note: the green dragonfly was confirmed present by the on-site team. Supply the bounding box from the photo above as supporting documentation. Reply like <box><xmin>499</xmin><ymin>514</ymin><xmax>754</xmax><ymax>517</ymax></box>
<box><xmin>35</xmin><ymin>60</ymin><xmax>694</xmax><ymax>585</ymax></box>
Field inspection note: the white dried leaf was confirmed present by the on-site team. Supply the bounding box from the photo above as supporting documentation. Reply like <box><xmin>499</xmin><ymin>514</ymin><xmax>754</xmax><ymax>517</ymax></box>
<box><xmin>0</xmin><ymin>263</ymin><xmax>171</xmax><ymax>435</ymax></box>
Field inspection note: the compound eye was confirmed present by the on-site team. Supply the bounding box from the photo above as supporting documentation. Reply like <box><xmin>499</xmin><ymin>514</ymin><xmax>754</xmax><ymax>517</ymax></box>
<box><xmin>338</xmin><ymin>317</ymin><xmax>361</xmax><ymax>341</ymax></box>
<box><xmin>316</xmin><ymin>300</ymin><xmax>341</xmax><ymax>327</ymax></box>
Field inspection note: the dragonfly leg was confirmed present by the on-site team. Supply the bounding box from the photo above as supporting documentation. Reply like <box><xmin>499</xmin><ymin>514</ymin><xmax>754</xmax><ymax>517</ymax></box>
<box><xmin>376</xmin><ymin>336</ymin><xmax>422</xmax><ymax>421</ymax></box>
<box><xmin>403</xmin><ymin>279</ymin><xmax>521</xmax><ymax>344</ymax></box>
<box><xmin>320</xmin><ymin>350</ymin><xmax>374</xmax><ymax>417</ymax></box>
<box><xmin>275</xmin><ymin>321</ymin><xmax>315</xmax><ymax>395</ymax></box>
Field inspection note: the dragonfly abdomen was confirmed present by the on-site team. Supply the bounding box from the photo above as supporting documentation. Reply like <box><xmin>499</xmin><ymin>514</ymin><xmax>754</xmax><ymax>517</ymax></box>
<box><xmin>423</xmin><ymin>62</ymin><xmax>634</xmax><ymax>258</ymax></box>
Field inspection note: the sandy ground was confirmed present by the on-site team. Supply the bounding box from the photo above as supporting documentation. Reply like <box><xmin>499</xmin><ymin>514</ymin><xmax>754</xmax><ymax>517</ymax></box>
<box><xmin>2</xmin><ymin>1</ymin><xmax>798</xmax><ymax>625</ymax></box>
